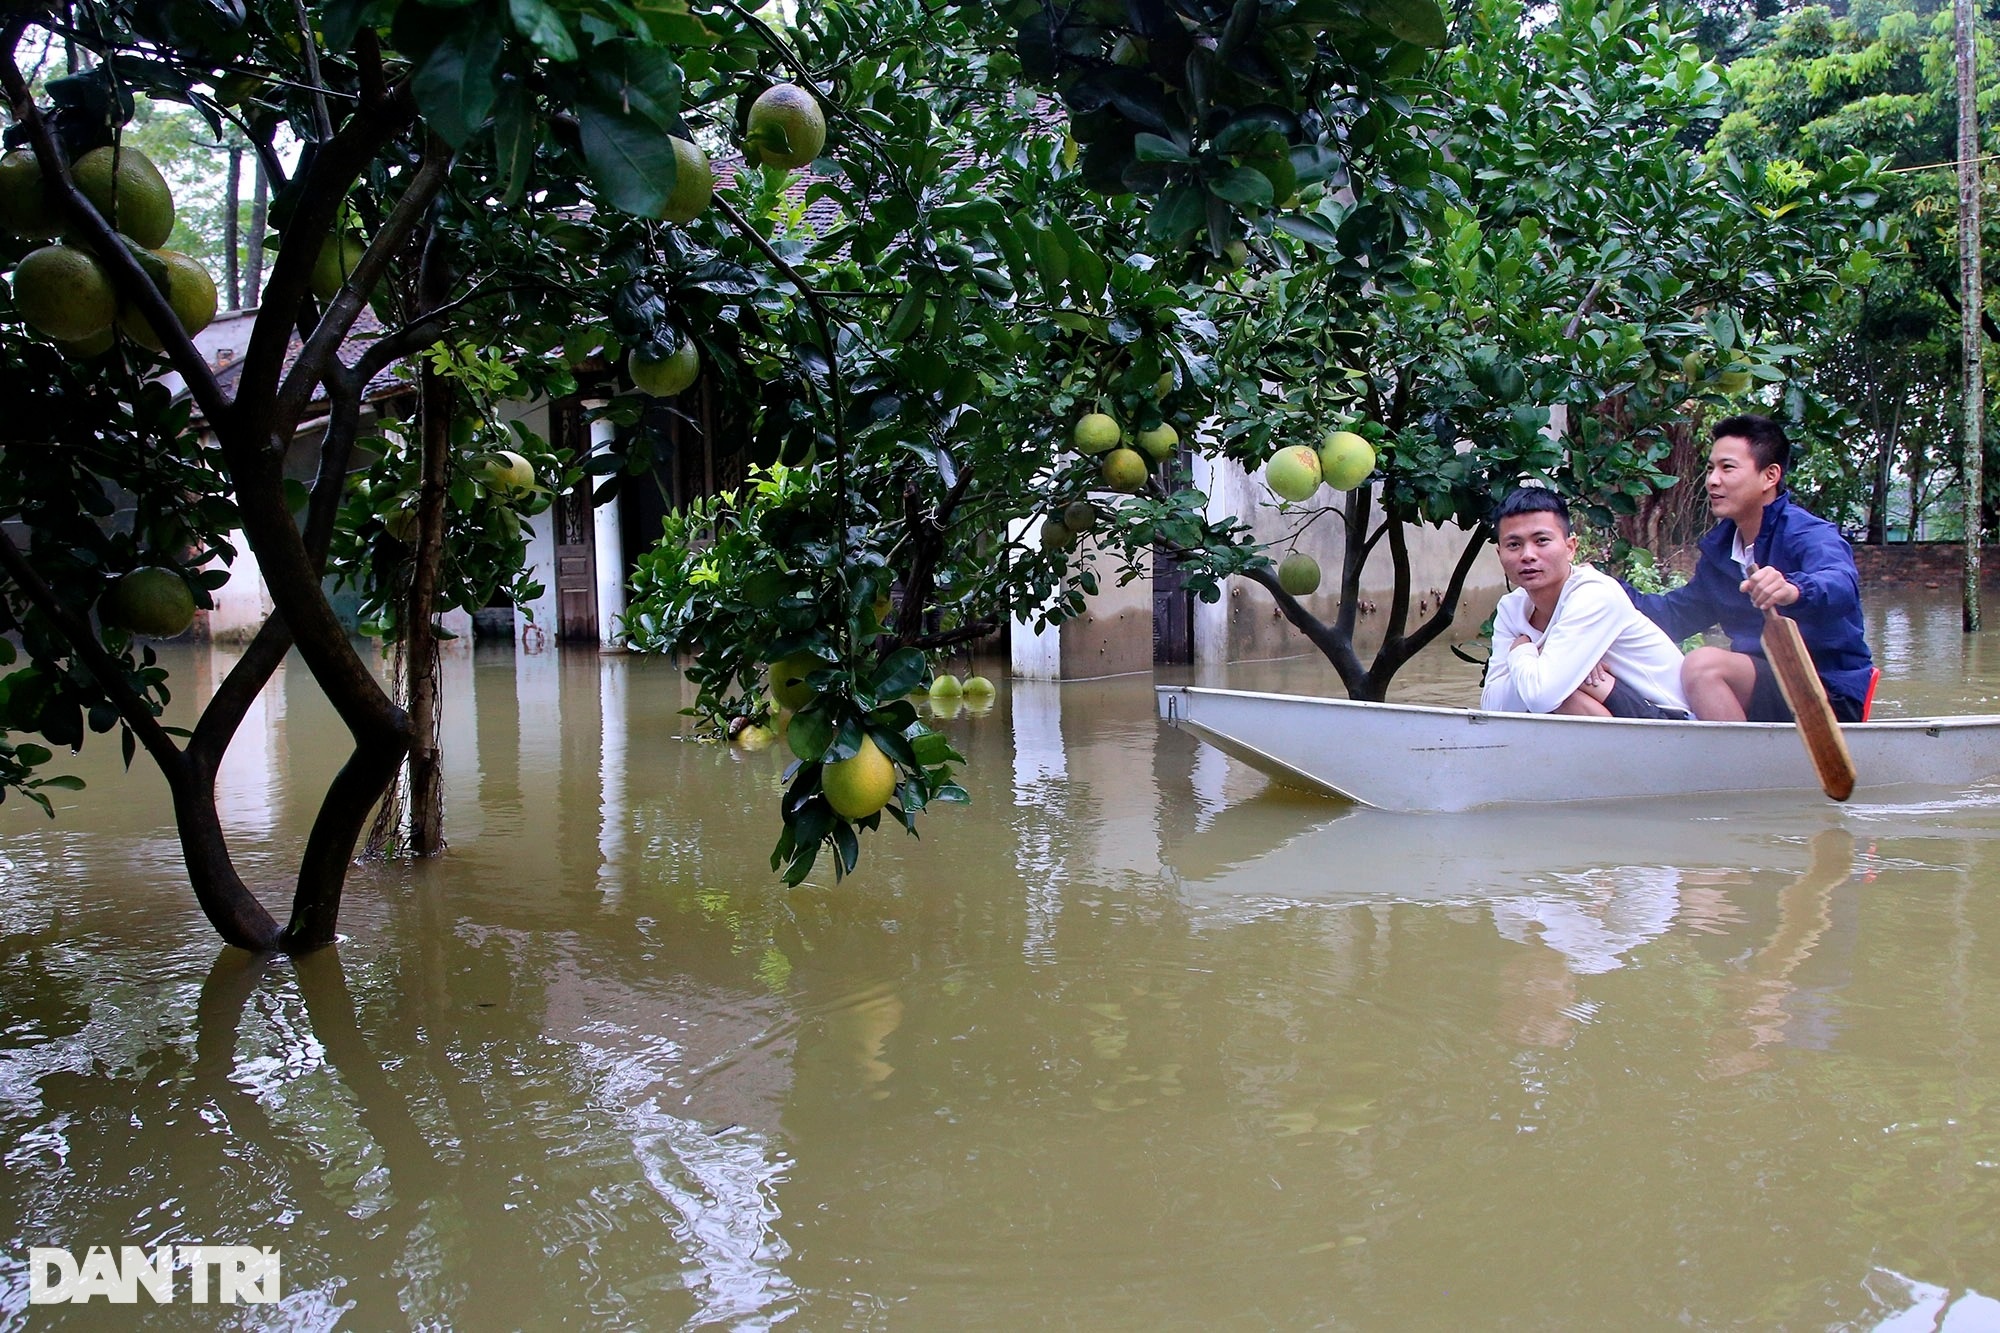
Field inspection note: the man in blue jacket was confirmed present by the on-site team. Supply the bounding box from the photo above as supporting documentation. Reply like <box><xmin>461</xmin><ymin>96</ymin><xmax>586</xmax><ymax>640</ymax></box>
<box><xmin>1623</xmin><ymin>414</ymin><xmax>1875</xmax><ymax>722</ymax></box>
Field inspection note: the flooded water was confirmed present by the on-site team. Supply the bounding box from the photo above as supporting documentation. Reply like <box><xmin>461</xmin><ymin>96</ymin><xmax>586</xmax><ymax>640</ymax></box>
<box><xmin>5</xmin><ymin>591</ymin><xmax>2000</xmax><ymax>1329</ymax></box>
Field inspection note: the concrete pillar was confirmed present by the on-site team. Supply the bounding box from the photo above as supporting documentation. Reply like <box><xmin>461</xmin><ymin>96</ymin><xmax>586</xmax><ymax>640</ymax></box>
<box><xmin>1195</xmin><ymin>450</ymin><xmax>1252</xmax><ymax>668</ymax></box>
<box><xmin>587</xmin><ymin>410</ymin><xmax>626</xmax><ymax>649</ymax></box>
<box><xmin>598</xmin><ymin>654</ymin><xmax>627</xmax><ymax>898</ymax></box>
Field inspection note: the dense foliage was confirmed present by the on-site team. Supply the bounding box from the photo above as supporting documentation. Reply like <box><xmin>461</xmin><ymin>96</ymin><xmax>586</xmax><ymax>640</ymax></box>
<box><xmin>1705</xmin><ymin>0</ymin><xmax>1997</xmax><ymax>541</ymax></box>
<box><xmin>1083</xmin><ymin>0</ymin><xmax>1892</xmax><ymax>697</ymax></box>
<box><xmin>1</xmin><ymin>0</ymin><xmax>1459</xmax><ymax>932</ymax></box>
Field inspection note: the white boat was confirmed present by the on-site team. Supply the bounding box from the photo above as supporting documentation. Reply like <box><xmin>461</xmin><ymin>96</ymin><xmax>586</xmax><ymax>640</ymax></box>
<box><xmin>1156</xmin><ymin>685</ymin><xmax>2000</xmax><ymax>812</ymax></box>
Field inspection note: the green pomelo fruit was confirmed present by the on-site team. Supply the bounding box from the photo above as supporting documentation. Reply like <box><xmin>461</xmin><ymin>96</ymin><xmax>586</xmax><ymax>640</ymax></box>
<box><xmin>0</xmin><ymin>149</ymin><xmax>58</xmax><ymax>239</ymax></box>
<box><xmin>1100</xmin><ymin>447</ymin><xmax>1148</xmax><ymax>493</ymax></box>
<box><xmin>384</xmin><ymin>506</ymin><xmax>420</xmax><ymax>543</ymax></box>
<box><xmin>1135</xmin><ymin>423</ymin><xmax>1178</xmax><ymax>460</ymax></box>
<box><xmin>1061</xmin><ymin>499</ymin><xmax>1098</xmax><ymax>533</ymax></box>
<box><xmin>822</xmin><ymin>734</ymin><xmax>896</xmax><ymax>819</ymax></box>
<box><xmin>56</xmin><ymin>326</ymin><xmax>117</xmax><ymax>358</ymax></box>
<box><xmin>769</xmin><ymin>652</ymin><xmax>823</xmax><ymax>712</ymax></box>
<box><xmin>1277</xmin><ymin>551</ymin><xmax>1322</xmax><ymax>596</ymax></box>
<box><xmin>1265</xmin><ymin>445</ymin><xmax>1322</xmax><ymax>502</ymax></box>
<box><xmin>309</xmin><ymin>231</ymin><xmax>367</xmax><ymax>301</ymax></box>
<box><xmin>746</xmin><ymin>84</ymin><xmax>827</xmax><ymax>171</ymax></box>
<box><xmin>71</xmin><ymin>146</ymin><xmax>174</xmax><ymax>249</ymax></box>
<box><xmin>656</xmin><ymin>137</ymin><xmax>714</xmax><ymax>223</ymax></box>
<box><xmin>928</xmin><ymin>674</ymin><xmax>963</xmax><ymax>698</ymax></box>
<box><xmin>101</xmin><ymin>566</ymin><xmax>196</xmax><ymax>637</ymax></box>
<box><xmin>629</xmin><ymin>340</ymin><xmax>700</xmax><ymax>397</ymax></box>
<box><xmin>962</xmin><ymin>675</ymin><xmax>996</xmax><ymax>698</ymax></box>
<box><xmin>1317</xmin><ymin>430</ymin><xmax>1376</xmax><ymax>491</ymax></box>
<box><xmin>12</xmin><ymin>244</ymin><xmax>116</xmax><ymax>342</ymax></box>
<box><xmin>117</xmin><ymin>248</ymin><xmax>218</xmax><ymax>352</ymax></box>
<box><xmin>1072</xmin><ymin>412</ymin><xmax>1121</xmax><ymax>454</ymax></box>
<box><xmin>1717</xmin><ymin>367</ymin><xmax>1753</xmax><ymax>395</ymax></box>
<box><xmin>479</xmin><ymin>450</ymin><xmax>535</xmax><ymax>496</ymax></box>
<box><xmin>1039</xmin><ymin>517</ymin><xmax>1075</xmax><ymax>552</ymax></box>
<box><xmin>736</xmin><ymin>724</ymin><xmax>777</xmax><ymax>751</ymax></box>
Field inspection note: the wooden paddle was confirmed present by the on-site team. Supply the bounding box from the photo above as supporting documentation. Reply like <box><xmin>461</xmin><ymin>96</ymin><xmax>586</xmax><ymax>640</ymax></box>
<box><xmin>1758</xmin><ymin>597</ymin><xmax>1857</xmax><ymax>801</ymax></box>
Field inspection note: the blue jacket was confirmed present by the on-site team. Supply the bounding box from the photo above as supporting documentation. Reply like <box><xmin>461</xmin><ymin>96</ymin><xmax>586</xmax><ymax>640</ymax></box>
<box><xmin>1623</xmin><ymin>493</ymin><xmax>1875</xmax><ymax>710</ymax></box>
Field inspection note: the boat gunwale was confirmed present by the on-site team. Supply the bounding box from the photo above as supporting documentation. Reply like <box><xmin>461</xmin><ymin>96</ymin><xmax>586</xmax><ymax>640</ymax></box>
<box><xmin>1155</xmin><ymin>684</ymin><xmax>2000</xmax><ymax>734</ymax></box>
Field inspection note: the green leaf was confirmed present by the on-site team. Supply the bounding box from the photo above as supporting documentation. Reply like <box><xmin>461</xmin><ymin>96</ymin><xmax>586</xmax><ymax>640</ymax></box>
<box><xmin>493</xmin><ymin>80</ymin><xmax>536</xmax><ymax>207</ymax></box>
<box><xmin>1133</xmin><ymin>132</ymin><xmax>1193</xmax><ymax>163</ymax></box>
<box><xmin>1357</xmin><ymin>0</ymin><xmax>1447</xmax><ymax>48</ymax></box>
<box><xmin>828</xmin><ymin>717</ymin><xmax>864</xmax><ymax>761</ymax></box>
<box><xmin>742</xmin><ymin>569</ymin><xmax>790</xmax><ymax>608</ymax></box>
<box><xmin>1207</xmin><ymin>166</ymin><xmax>1274</xmax><ymax>206</ymax></box>
<box><xmin>587</xmin><ymin>44</ymin><xmax>684</xmax><ymax>132</ymax></box>
<box><xmin>1147</xmin><ymin>184</ymin><xmax>1205</xmax><ymax>243</ymax></box>
<box><xmin>871</xmin><ymin>648</ymin><xmax>927</xmax><ymax>698</ymax></box>
<box><xmin>831</xmin><ymin>819</ymin><xmax>859</xmax><ymax>874</ymax></box>
<box><xmin>1275</xmin><ymin>214</ymin><xmax>1341</xmax><ymax>249</ymax></box>
<box><xmin>1212</xmin><ymin>111</ymin><xmax>1292</xmax><ymax>154</ymax></box>
<box><xmin>787</xmin><ymin>709</ymin><xmax>834</xmax><ymax>763</ymax></box>
<box><xmin>884</xmin><ymin>289</ymin><xmax>926</xmax><ymax>343</ymax></box>
<box><xmin>411</xmin><ymin>19</ymin><xmax>505</xmax><ymax>147</ymax></box>
<box><xmin>911</xmin><ymin>732</ymin><xmax>956</xmax><ymax>766</ymax></box>
<box><xmin>577</xmin><ymin>101</ymin><xmax>678</xmax><ymax>217</ymax></box>
<box><xmin>508</xmin><ymin>0</ymin><xmax>576</xmax><ymax>60</ymax></box>
<box><xmin>36</xmin><ymin>775</ymin><xmax>85</xmax><ymax>791</ymax></box>
<box><xmin>868</xmin><ymin>700</ymin><xmax>919</xmax><ymax>732</ymax></box>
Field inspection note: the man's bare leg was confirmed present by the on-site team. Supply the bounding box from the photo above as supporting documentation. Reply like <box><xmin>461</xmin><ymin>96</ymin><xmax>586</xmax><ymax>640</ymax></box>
<box><xmin>1554</xmin><ymin>661</ymin><xmax>1614</xmax><ymax>715</ymax></box>
<box><xmin>1682</xmin><ymin>647</ymin><xmax>1759</xmax><ymax>721</ymax></box>
<box><xmin>1552</xmin><ymin>690</ymin><xmax>1611</xmax><ymax>716</ymax></box>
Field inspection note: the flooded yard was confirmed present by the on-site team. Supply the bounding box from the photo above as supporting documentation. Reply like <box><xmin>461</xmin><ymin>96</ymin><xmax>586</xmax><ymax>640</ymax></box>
<box><xmin>4</xmin><ymin>590</ymin><xmax>2000</xmax><ymax>1329</ymax></box>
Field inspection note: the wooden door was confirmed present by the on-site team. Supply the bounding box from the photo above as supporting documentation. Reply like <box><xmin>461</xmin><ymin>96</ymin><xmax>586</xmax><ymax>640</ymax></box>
<box><xmin>550</xmin><ymin>399</ymin><xmax>597</xmax><ymax>643</ymax></box>
<box><xmin>1152</xmin><ymin>446</ymin><xmax>1193</xmax><ymax>665</ymax></box>
<box><xmin>1153</xmin><ymin>545</ymin><xmax>1192</xmax><ymax>664</ymax></box>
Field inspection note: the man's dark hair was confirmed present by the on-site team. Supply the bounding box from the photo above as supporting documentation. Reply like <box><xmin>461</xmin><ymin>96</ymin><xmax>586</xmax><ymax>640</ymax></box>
<box><xmin>1494</xmin><ymin>486</ymin><xmax>1571</xmax><ymax>534</ymax></box>
<box><xmin>1712</xmin><ymin>414</ymin><xmax>1792</xmax><ymax>476</ymax></box>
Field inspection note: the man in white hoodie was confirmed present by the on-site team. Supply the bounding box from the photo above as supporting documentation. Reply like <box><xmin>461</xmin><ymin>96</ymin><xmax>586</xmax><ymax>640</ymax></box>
<box><xmin>1480</xmin><ymin>487</ymin><xmax>1691</xmax><ymax>719</ymax></box>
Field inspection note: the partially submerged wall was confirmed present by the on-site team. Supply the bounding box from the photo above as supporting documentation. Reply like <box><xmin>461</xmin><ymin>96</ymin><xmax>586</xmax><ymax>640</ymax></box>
<box><xmin>1851</xmin><ymin>542</ymin><xmax>2000</xmax><ymax>589</ymax></box>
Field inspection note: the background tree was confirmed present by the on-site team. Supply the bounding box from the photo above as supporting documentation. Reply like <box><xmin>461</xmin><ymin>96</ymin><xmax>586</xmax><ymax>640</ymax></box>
<box><xmin>1708</xmin><ymin>0</ymin><xmax>1997</xmax><ymax>542</ymax></box>
<box><xmin>1109</xmin><ymin>0</ymin><xmax>1892</xmax><ymax>700</ymax></box>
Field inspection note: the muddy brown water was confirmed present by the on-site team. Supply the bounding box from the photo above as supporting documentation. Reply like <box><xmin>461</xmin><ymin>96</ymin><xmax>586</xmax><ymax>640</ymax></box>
<box><xmin>4</xmin><ymin>590</ymin><xmax>2000</xmax><ymax>1329</ymax></box>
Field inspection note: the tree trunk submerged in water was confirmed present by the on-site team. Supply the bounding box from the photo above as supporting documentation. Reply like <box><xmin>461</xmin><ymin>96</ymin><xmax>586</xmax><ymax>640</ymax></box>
<box><xmin>1231</xmin><ymin>485</ymin><xmax>1492</xmax><ymax>703</ymax></box>
<box><xmin>404</xmin><ymin>355</ymin><xmax>452</xmax><ymax>856</ymax></box>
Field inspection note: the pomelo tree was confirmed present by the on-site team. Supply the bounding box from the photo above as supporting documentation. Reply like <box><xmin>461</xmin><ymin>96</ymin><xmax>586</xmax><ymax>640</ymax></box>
<box><xmin>2</xmin><ymin>0</ymin><xmax>1458</xmax><ymax>933</ymax></box>
<box><xmin>615</xmin><ymin>0</ymin><xmax>1470</xmax><ymax>880</ymax></box>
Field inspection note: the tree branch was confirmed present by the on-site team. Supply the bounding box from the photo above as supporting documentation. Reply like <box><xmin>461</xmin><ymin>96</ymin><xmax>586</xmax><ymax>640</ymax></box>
<box><xmin>1237</xmin><ymin>563</ymin><xmax>1370</xmax><ymax>694</ymax></box>
<box><xmin>275</xmin><ymin>132</ymin><xmax>451</xmax><ymax>433</ymax></box>
<box><xmin>238</xmin><ymin>79</ymin><xmax>418</xmax><ymax>428</ymax></box>
<box><xmin>1392</xmin><ymin>525</ymin><xmax>1492</xmax><ymax>662</ymax></box>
